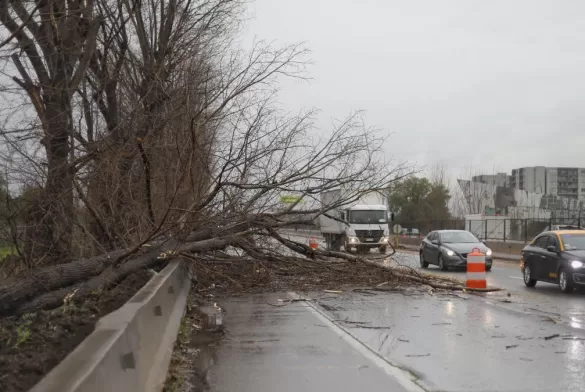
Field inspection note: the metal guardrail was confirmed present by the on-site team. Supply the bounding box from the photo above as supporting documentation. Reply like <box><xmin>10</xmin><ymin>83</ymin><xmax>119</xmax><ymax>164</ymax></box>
<box><xmin>31</xmin><ymin>260</ymin><xmax>191</xmax><ymax>392</ymax></box>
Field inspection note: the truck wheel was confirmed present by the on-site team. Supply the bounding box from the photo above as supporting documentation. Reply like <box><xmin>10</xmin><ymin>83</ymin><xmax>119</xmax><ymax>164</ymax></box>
<box><xmin>379</xmin><ymin>246</ymin><xmax>387</xmax><ymax>253</ymax></box>
<box><xmin>333</xmin><ymin>235</ymin><xmax>342</xmax><ymax>252</ymax></box>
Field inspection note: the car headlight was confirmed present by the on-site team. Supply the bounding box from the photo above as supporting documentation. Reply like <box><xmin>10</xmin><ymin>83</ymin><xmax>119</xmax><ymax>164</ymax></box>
<box><xmin>570</xmin><ymin>260</ymin><xmax>583</xmax><ymax>268</ymax></box>
<box><xmin>486</xmin><ymin>248</ymin><xmax>492</xmax><ymax>256</ymax></box>
<box><xmin>348</xmin><ymin>236</ymin><xmax>359</xmax><ymax>244</ymax></box>
<box><xmin>446</xmin><ymin>249</ymin><xmax>455</xmax><ymax>256</ymax></box>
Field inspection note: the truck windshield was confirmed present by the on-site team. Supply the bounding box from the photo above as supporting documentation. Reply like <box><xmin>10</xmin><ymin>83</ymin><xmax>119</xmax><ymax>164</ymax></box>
<box><xmin>349</xmin><ymin>210</ymin><xmax>387</xmax><ymax>224</ymax></box>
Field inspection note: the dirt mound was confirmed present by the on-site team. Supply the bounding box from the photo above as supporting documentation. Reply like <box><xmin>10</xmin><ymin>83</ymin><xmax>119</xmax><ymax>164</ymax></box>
<box><xmin>0</xmin><ymin>269</ymin><xmax>152</xmax><ymax>392</ymax></box>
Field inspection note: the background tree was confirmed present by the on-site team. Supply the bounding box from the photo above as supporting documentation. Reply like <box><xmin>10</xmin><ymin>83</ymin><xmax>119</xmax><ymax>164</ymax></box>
<box><xmin>388</xmin><ymin>176</ymin><xmax>451</xmax><ymax>226</ymax></box>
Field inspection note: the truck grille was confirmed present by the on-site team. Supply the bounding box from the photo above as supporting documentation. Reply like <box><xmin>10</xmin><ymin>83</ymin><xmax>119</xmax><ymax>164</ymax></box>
<box><xmin>355</xmin><ymin>230</ymin><xmax>384</xmax><ymax>243</ymax></box>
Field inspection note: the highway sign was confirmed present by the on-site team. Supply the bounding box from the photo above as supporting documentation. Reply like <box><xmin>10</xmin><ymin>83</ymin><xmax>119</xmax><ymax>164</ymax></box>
<box><xmin>392</xmin><ymin>224</ymin><xmax>402</xmax><ymax>234</ymax></box>
<box><xmin>280</xmin><ymin>195</ymin><xmax>303</xmax><ymax>204</ymax></box>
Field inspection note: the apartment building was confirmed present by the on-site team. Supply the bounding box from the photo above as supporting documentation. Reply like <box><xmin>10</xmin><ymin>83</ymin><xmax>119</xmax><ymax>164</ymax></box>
<box><xmin>508</xmin><ymin>166</ymin><xmax>585</xmax><ymax>201</ymax></box>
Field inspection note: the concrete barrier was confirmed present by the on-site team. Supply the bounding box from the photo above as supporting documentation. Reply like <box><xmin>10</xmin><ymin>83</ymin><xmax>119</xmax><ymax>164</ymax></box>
<box><xmin>31</xmin><ymin>260</ymin><xmax>191</xmax><ymax>392</ymax></box>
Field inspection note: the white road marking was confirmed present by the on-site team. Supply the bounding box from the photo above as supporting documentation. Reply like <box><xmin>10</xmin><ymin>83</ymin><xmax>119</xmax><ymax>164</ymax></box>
<box><xmin>288</xmin><ymin>291</ymin><xmax>426</xmax><ymax>392</ymax></box>
<box><xmin>508</xmin><ymin>276</ymin><xmax>523</xmax><ymax>280</ymax></box>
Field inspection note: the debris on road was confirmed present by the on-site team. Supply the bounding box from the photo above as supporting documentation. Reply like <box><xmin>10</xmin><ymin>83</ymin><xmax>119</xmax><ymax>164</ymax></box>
<box><xmin>544</xmin><ymin>334</ymin><xmax>560</xmax><ymax>341</ymax></box>
<box><xmin>405</xmin><ymin>353</ymin><xmax>430</xmax><ymax>358</ymax></box>
<box><xmin>540</xmin><ymin>316</ymin><xmax>558</xmax><ymax>324</ymax></box>
<box><xmin>506</xmin><ymin>344</ymin><xmax>519</xmax><ymax>349</ymax></box>
<box><xmin>324</xmin><ymin>290</ymin><xmax>343</xmax><ymax>294</ymax></box>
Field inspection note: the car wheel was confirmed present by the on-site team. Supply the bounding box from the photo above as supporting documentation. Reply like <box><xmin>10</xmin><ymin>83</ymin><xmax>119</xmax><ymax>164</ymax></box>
<box><xmin>559</xmin><ymin>269</ymin><xmax>574</xmax><ymax>293</ymax></box>
<box><xmin>419</xmin><ymin>252</ymin><xmax>429</xmax><ymax>268</ymax></box>
<box><xmin>379</xmin><ymin>246</ymin><xmax>387</xmax><ymax>254</ymax></box>
<box><xmin>438</xmin><ymin>254</ymin><xmax>448</xmax><ymax>271</ymax></box>
<box><xmin>523</xmin><ymin>265</ymin><xmax>537</xmax><ymax>287</ymax></box>
<box><xmin>486</xmin><ymin>265</ymin><xmax>492</xmax><ymax>272</ymax></box>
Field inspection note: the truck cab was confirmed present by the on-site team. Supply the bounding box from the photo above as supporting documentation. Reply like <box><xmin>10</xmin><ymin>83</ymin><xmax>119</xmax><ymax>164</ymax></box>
<box><xmin>342</xmin><ymin>204</ymin><xmax>391</xmax><ymax>253</ymax></box>
<box><xmin>319</xmin><ymin>189</ymin><xmax>393</xmax><ymax>254</ymax></box>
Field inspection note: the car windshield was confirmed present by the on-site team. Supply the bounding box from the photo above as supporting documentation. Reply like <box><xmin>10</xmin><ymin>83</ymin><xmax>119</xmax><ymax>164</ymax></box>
<box><xmin>349</xmin><ymin>210</ymin><xmax>387</xmax><ymax>224</ymax></box>
<box><xmin>560</xmin><ymin>234</ymin><xmax>585</xmax><ymax>250</ymax></box>
<box><xmin>440</xmin><ymin>231</ymin><xmax>479</xmax><ymax>243</ymax></box>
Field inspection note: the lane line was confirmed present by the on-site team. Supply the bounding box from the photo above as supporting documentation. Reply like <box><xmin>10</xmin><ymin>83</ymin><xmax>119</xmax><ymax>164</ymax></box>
<box><xmin>288</xmin><ymin>291</ymin><xmax>427</xmax><ymax>392</ymax></box>
<box><xmin>508</xmin><ymin>276</ymin><xmax>523</xmax><ymax>280</ymax></box>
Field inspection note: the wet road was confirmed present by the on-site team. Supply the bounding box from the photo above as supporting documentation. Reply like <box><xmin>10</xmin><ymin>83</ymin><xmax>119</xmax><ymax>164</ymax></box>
<box><xmin>309</xmin><ymin>290</ymin><xmax>585</xmax><ymax>392</ymax></box>
<box><xmin>283</xmin><ymin>230</ymin><xmax>585</xmax><ymax>332</ymax></box>
<box><xmin>210</xmin><ymin>233</ymin><xmax>585</xmax><ymax>391</ymax></box>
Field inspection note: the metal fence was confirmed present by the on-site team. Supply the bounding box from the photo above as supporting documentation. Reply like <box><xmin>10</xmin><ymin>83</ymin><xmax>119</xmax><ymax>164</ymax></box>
<box><xmin>397</xmin><ymin>217</ymin><xmax>585</xmax><ymax>243</ymax></box>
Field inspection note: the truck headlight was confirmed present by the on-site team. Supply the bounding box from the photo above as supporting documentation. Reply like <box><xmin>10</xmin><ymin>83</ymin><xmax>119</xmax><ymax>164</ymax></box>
<box><xmin>446</xmin><ymin>249</ymin><xmax>454</xmax><ymax>256</ymax></box>
<box><xmin>348</xmin><ymin>236</ymin><xmax>359</xmax><ymax>244</ymax></box>
<box><xmin>486</xmin><ymin>249</ymin><xmax>492</xmax><ymax>256</ymax></box>
<box><xmin>380</xmin><ymin>237</ymin><xmax>389</xmax><ymax>243</ymax></box>
<box><xmin>571</xmin><ymin>260</ymin><xmax>583</xmax><ymax>268</ymax></box>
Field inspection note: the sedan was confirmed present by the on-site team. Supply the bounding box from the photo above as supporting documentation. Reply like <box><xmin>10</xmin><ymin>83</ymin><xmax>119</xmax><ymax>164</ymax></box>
<box><xmin>521</xmin><ymin>230</ymin><xmax>585</xmax><ymax>293</ymax></box>
<box><xmin>419</xmin><ymin>230</ymin><xmax>493</xmax><ymax>271</ymax></box>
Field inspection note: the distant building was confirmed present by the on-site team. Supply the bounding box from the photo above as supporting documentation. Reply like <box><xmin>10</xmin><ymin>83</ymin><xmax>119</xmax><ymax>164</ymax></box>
<box><xmin>472</xmin><ymin>173</ymin><xmax>510</xmax><ymax>188</ymax></box>
<box><xmin>508</xmin><ymin>166</ymin><xmax>585</xmax><ymax>201</ymax></box>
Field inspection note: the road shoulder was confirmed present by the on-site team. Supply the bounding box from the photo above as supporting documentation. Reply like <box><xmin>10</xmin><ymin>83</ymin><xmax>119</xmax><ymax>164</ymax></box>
<box><xmin>207</xmin><ymin>293</ymin><xmax>420</xmax><ymax>392</ymax></box>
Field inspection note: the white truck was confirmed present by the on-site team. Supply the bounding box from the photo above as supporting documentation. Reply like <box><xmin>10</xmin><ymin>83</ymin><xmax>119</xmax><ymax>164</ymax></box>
<box><xmin>319</xmin><ymin>189</ymin><xmax>394</xmax><ymax>253</ymax></box>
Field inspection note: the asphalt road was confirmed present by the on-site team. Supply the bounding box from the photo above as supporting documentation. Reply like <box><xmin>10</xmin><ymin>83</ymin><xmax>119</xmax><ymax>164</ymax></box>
<box><xmin>282</xmin><ymin>230</ymin><xmax>585</xmax><ymax>330</ymax></box>
<box><xmin>279</xmin><ymin>231</ymin><xmax>585</xmax><ymax>391</ymax></box>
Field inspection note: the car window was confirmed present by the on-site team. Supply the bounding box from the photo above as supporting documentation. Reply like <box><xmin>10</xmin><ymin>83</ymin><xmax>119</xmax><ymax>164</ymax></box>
<box><xmin>560</xmin><ymin>233</ymin><xmax>585</xmax><ymax>250</ymax></box>
<box><xmin>547</xmin><ymin>235</ymin><xmax>558</xmax><ymax>249</ymax></box>
<box><xmin>427</xmin><ymin>232</ymin><xmax>436</xmax><ymax>241</ymax></box>
<box><xmin>439</xmin><ymin>231</ymin><xmax>479</xmax><ymax>243</ymax></box>
<box><xmin>533</xmin><ymin>236</ymin><xmax>548</xmax><ymax>249</ymax></box>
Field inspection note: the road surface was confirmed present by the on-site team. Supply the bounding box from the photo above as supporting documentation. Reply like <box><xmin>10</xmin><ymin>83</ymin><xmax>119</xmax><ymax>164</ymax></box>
<box><xmin>208</xmin><ymin>232</ymin><xmax>585</xmax><ymax>391</ymax></box>
<box><xmin>283</xmin><ymin>230</ymin><xmax>585</xmax><ymax>330</ymax></box>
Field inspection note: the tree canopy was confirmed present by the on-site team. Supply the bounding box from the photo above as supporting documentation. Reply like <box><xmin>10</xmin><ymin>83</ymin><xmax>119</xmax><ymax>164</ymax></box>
<box><xmin>388</xmin><ymin>177</ymin><xmax>451</xmax><ymax>224</ymax></box>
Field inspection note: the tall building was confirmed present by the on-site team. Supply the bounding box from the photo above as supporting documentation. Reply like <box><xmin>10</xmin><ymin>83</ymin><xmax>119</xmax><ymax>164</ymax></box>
<box><xmin>507</xmin><ymin>166</ymin><xmax>585</xmax><ymax>201</ymax></box>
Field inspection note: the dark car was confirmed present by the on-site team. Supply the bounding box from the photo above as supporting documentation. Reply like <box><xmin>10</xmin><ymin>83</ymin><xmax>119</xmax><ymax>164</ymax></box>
<box><xmin>419</xmin><ymin>230</ymin><xmax>493</xmax><ymax>271</ymax></box>
<box><xmin>521</xmin><ymin>230</ymin><xmax>585</xmax><ymax>293</ymax></box>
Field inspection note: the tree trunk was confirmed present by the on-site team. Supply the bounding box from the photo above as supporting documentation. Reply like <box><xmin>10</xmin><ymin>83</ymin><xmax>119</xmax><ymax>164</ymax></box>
<box><xmin>24</xmin><ymin>96</ymin><xmax>74</xmax><ymax>264</ymax></box>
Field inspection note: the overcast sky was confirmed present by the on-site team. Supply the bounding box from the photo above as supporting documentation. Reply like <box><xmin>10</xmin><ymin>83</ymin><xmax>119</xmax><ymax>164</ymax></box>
<box><xmin>241</xmin><ymin>0</ymin><xmax>585</xmax><ymax>181</ymax></box>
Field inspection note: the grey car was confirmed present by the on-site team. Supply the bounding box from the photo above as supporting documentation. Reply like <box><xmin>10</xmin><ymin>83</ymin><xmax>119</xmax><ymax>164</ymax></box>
<box><xmin>419</xmin><ymin>230</ymin><xmax>493</xmax><ymax>271</ymax></box>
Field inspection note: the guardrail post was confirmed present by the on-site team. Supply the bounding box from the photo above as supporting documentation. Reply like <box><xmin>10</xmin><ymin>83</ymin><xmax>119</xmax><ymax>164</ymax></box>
<box><xmin>503</xmin><ymin>219</ymin><xmax>506</xmax><ymax>242</ymax></box>
<box><xmin>484</xmin><ymin>219</ymin><xmax>488</xmax><ymax>240</ymax></box>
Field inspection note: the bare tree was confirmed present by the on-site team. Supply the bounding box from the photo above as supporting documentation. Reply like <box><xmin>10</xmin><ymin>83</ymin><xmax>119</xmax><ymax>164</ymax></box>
<box><xmin>0</xmin><ymin>0</ymin><xmax>423</xmax><ymax>315</ymax></box>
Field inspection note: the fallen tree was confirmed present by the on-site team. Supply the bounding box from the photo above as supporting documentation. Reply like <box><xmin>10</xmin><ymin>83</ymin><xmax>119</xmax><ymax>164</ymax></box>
<box><xmin>0</xmin><ymin>0</ymin><xmax>459</xmax><ymax>317</ymax></box>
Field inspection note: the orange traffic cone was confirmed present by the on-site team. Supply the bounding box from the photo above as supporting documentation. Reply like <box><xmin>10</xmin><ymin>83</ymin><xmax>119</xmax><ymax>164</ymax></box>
<box><xmin>309</xmin><ymin>237</ymin><xmax>318</xmax><ymax>249</ymax></box>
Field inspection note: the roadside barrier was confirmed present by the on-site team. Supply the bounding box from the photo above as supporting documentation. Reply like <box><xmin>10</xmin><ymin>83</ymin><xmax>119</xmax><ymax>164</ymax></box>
<box><xmin>31</xmin><ymin>260</ymin><xmax>191</xmax><ymax>392</ymax></box>
<box><xmin>309</xmin><ymin>237</ymin><xmax>318</xmax><ymax>249</ymax></box>
<box><xmin>466</xmin><ymin>248</ymin><xmax>487</xmax><ymax>289</ymax></box>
